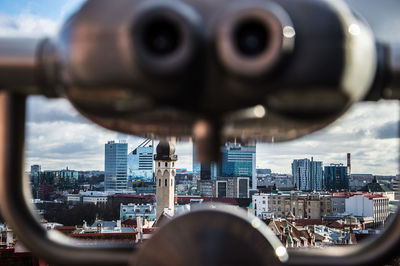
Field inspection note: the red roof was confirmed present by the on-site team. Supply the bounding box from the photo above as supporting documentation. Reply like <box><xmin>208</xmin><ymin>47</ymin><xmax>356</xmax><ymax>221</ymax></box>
<box><xmin>143</xmin><ymin>228</ymin><xmax>157</xmax><ymax>234</ymax></box>
<box><xmin>69</xmin><ymin>232</ymin><xmax>137</xmax><ymax>241</ymax></box>
<box><xmin>332</xmin><ymin>192</ymin><xmax>362</xmax><ymax>198</ymax></box>
<box><xmin>177</xmin><ymin>196</ymin><xmax>239</xmax><ymax>205</ymax></box>
<box><xmin>363</xmin><ymin>193</ymin><xmax>386</xmax><ymax>199</ymax></box>
<box><xmin>295</xmin><ymin>219</ymin><xmax>358</xmax><ymax>229</ymax></box>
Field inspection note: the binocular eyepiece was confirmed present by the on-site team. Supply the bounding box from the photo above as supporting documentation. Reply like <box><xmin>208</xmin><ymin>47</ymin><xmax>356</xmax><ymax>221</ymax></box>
<box><xmin>129</xmin><ymin>0</ymin><xmax>294</xmax><ymax>79</ymax></box>
<box><xmin>130</xmin><ymin>1</ymin><xmax>202</xmax><ymax>76</ymax></box>
<box><xmin>216</xmin><ymin>2</ymin><xmax>294</xmax><ymax>77</ymax></box>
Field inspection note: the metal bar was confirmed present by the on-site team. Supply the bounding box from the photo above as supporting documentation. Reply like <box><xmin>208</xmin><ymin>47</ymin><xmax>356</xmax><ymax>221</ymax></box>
<box><xmin>0</xmin><ymin>92</ymin><xmax>136</xmax><ymax>266</ymax></box>
<box><xmin>0</xmin><ymin>38</ymin><xmax>43</xmax><ymax>94</ymax></box>
<box><xmin>384</xmin><ymin>43</ymin><xmax>400</xmax><ymax>99</ymax></box>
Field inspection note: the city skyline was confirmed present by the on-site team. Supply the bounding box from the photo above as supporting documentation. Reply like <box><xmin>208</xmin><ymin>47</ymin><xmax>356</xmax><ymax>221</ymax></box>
<box><xmin>24</xmin><ymin>96</ymin><xmax>399</xmax><ymax>175</ymax></box>
<box><xmin>24</xmin><ymin>101</ymin><xmax>399</xmax><ymax>176</ymax></box>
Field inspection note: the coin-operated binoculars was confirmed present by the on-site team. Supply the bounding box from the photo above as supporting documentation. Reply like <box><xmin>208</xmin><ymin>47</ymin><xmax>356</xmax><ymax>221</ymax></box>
<box><xmin>0</xmin><ymin>0</ymin><xmax>399</xmax><ymax>265</ymax></box>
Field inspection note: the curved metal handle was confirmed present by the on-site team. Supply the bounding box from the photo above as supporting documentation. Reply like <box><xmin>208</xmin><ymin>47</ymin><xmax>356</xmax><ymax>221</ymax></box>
<box><xmin>0</xmin><ymin>92</ymin><xmax>136</xmax><ymax>266</ymax></box>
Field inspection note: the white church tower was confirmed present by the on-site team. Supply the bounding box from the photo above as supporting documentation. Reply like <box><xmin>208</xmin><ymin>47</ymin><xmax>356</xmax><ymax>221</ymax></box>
<box><xmin>154</xmin><ymin>141</ymin><xmax>177</xmax><ymax>220</ymax></box>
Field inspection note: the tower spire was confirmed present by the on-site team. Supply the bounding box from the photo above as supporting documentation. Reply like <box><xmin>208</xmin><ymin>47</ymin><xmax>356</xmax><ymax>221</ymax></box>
<box><xmin>154</xmin><ymin>141</ymin><xmax>178</xmax><ymax>220</ymax></box>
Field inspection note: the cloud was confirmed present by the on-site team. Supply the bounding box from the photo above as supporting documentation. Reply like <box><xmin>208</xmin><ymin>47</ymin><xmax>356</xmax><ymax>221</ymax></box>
<box><xmin>0</xmin><ymin>13</ymin><xmax>18</xmax><ymax>30</ymax></box>
<box><xmin>256</xmin><ymin>101</ymin><xmax>399</xmax><ymax>175</ymax></box>
<box><xmin>0</xmin><ymin>0</ymin><xmax>86</xmax><ymax>38</ymax></box>
<box><xmin>0</xmin><ymin>12</ymin><xmax>58</xmax><ymax>37</ymax></box>
<box><xmin>27</xmin><ymin>97</ymin><xmax>88</xmax><ymax>124</ymax></box>
<box><xmin>376</xmin><ymin>120</ymin><xmax>399</xmax><ymax>139</ymax></box>
<box><xmin>24</xmin><ymin>97</ymin><xmax>399</xmax><ymax>175</ymax></box>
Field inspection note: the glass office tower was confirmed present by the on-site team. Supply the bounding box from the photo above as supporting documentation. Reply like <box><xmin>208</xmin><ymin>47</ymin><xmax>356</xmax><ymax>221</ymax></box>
<box><xmin>324</xmin><ymin>164</ymin><xmax>349</xmax><ymax>191</ymax></box>
<box><xmin>105</xmin><ymin>140</ymin><xmax>128</xmax><ymax>191</ymax></box>
<box><xmin>220</xmin><ymin>142</ymin><xmax>256</xmax><ymax>190</ymax></box>
<box><xmin>128</xmin><ymin>139</ymin><xmax>154</xmax><ymax>182</ymax></box>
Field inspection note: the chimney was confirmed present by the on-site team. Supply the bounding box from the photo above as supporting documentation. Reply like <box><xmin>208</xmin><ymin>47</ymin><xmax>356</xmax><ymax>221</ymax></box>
<box><xmin>347</xmin><ymin>153</ymin><xmax>351</xmax><ymax>177</ymax></box>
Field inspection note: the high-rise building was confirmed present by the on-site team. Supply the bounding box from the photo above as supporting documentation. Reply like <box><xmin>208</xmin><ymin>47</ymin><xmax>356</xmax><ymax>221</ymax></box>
<box><xmin>128</xmin><ymin>139</ymin><xmax>154</xmax><ymax>182</ymax></box>
<box><xmin>292</xmin><ymin>158</ymin><xmax>323</xmax><ymax>191</ymax></box>
<box><xmin>30</xmin><ymin>164</ymin><xmax>41</xmax><ymax>186</ymax></box>
<box><xmin>105</xmin><ymin>140</ymin><xmax>128</xmax><ymax>191</ymax></box>
<box><xmin>57</xmin><ymin>167</ymin><xmax>79</xmax><ymax>188</ymax></box>
<box><xmin>324</xmin><ymin>164</ymin><xmax>349</xmax><ymax>191</ymax></box>
<box><xmin>220</xmin><ymin>142</ymin><xmax>256</xmax><ymax>189</ymax></box>
<box><xmin>310</xmin><ymin>158</ymin><xmax>323</xmax><ymax>191</ymax></box>
<box><xmin>292</xmin><ymin>159</ymin><xmax>310</xmax><ymax>191</ymax></box>
<box><xmin>154</xmin><ymin>141</ymin><xmax>177</xmax><ymax>219</ymax></box>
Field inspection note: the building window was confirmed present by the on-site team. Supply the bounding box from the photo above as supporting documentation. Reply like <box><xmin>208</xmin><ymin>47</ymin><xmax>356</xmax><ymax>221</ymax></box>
<box><xmin>158</xmin><ymin>162</ymin><xmax>160</xmax><ymax>167</ymax></box>
<box><xmin>165</xmin><ymin>179</ymin><xmax>167</xmax><ymax>186</ymax></box>
<box><xmin>165</xmin><ymin>162</ymin><xmax>168</xmax><ymax>167</ymax></box>
<box><xmin>159</xmin><ymin>179</ymin><xmax>161</xmax><ymax>187</ymax></box>
<box><xmin>172</xmin><ymin>162</ymin><xmax>174</xmax><ymax>167</ymax></box>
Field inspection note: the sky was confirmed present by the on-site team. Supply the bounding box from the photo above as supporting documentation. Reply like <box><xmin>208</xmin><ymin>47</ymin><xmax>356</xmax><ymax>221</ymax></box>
<box><xmin>1</xmin><ymin>0</ymin><xmax>399</xmax><ymax>175</ymax></box>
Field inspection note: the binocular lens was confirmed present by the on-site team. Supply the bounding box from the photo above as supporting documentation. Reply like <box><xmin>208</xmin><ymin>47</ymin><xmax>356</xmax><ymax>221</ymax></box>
<box><xmin>143</xmin><ymin>19</ymin><xmax>181</xmax><ymax>56</ymax></box>
<box><xmin>234</xmin><ymin>19</ymin><xmax>269</xmax><ymax>57</ymax></box>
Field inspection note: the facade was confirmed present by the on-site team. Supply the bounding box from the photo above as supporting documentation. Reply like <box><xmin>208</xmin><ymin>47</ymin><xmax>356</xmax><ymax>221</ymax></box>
<box><xmin>30</xmin><ymin>164</ymin><xmax>41</xmax><ymax>186</ymax></box>
<box><xmin>324</xmin><ymin>164</ymin><xmax>349</xmax><ymax>191</ymax></box>
<box><xmin>256</xmin><ymin>169</ymin><xmax>272</xmax><ymax>176</ymax></box>
<box><xmin>345</xmin><ymin>194</ymin><xmax>389</xmax><ymax>226</ymax></box>
<box><xmin>292</xmin><ymin>158</ymin><xmax>323</xmax><ymax>191</ymax></box>
<box><xmin>154</xmin><ymin>141</ymin><xmax>178</xmax><ymax>219</ymax></box>
<box><xmin>198</xmin><ymin>180</ymin><xmax>214</xmax><ymax>197</ymax></box>
<box><xmin>267</xmin><ymin>192</ymin><xmax>332</xmax><ymax>219</ymax></box>
<box><xmin>310</xmin><ymin>160</ymin><xmax>323</xmax><ymax>191</ymax></box>
<box><xmin>120</xmin><ymin>203</ymin><xmax>156</xmax><ymax>222</ymax></box>
<box><xmin>37</xmin><ymin>168</ymin><xmax>78</xmax><ymax>188</ymax></box>
<box><xmin>67</xmin><ymin>191</ymin><xmax>109</xmax><ymax>205</ymax></box>
<box><xmin>105</xmin><ymin>140</ymin><xmax>128</xmax><ymax>191</ymax></box>
<box><xmin>292</xmin><ymin>159</ymin><xmax>310</xmax><ymax>191</ymax></box>
<box><xmin>331</xmin><ymin>196</ymin><xmax>347</xmax><ymax>215</ymax></box>
<box><xmin>128</xmin><ymin>140</ymin><xmax>154</xmax><ymax>182</ymax></box>
<box><xmin>198</xmin><ymin>177</ymin><xmax>250</xmax><ymax>198</ymax></box>
<box><xmin>67</xmin><ymin>194</ymin><xmax>82</xmax><ymax>204</ymax></box>
<box><xmin>252</xmin><ymin>194</ymin><xmax>269</xmax><ymax>218</ymax></box>
<box><xmin>220</xmin><ymin>142</ymin><xmax>256</xmax><ymax>189</ymax></box>
<box><xmin>257</xmin><ymin>174</ymin><xmax>294</xmax><ymax>190</ymax></box>
<box><xmin>393</xmin><ymin>177</ymin><xmax>400</xmax><ymax>201</ymax></box>
<box><xmin>57</xmin><ymin>168</ymin><xmax>79</xmax><ymax>186</ymax></box>
<box><xmin>81</xmin><ymin>191</ymin><xmax>108</xmax><ymax>205</ymax></box>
